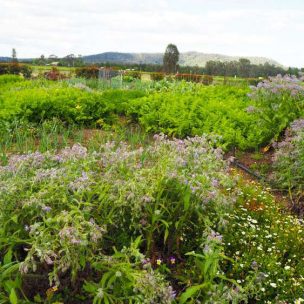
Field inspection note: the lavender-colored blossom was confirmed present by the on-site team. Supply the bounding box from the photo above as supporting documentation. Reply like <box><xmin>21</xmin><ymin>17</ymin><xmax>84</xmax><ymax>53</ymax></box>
<box><xmin>251</xmin><ymin>261</ymin><xmax>259</xmax><ymax>270</ymax></box>
<box><xmin>69</xmin><ymin>171</ymin><xmax>91</xmax><ymax>191</ymax></box>
<box><xmin>211</xmin><ymin>178</ymin><xmax>219</xmax><ymax>188</ymax></box>
<box><xmin>203</xmin><ymin>244</ymin><xmax>211</xmax><ymax>254</ymax></box>
<box><xmin>42</xmin><ymin>206</ymin><xmax>52</xmax><ymax>212</ymax></box>
<box><xmin>59</xmin><ymin>227</ymin><xmax>82</xmax><ymax>245</ymax></box>
<box><xmin>35</xmin><ymin>168</ymin><xmax>60</xmax><ymax>182</ymax></box>
<box><xmin>207</xmin><ymin>230</ymin><xmax>223</xmax><ymax>243</ymax></box>
<box><xmin>246</xmin><ymin>105</ymin><xmax>256</xmax><ymax>113</ymax></box>
<box><xmin>166</xmin><ymin>286</ymin><xmax>177</xmax><ymax>300</ymax></box>
<box><xmin>249</xmin><ymin>74</ymin><xmax>304</xmax><ymax>101</ymax></box>
<box><xmin>290</xmin><ymin>119</ymin><xmax>304</xmax><ymax>133</ymax></box>
<box><xmin>141</xmin><ymin>258</ymin><xmax>151</xmax><ymax>266</ymax></box>
<box><xmin>58</xmin><ymin>144</ymin><xmax>87</xmax><ymax>162</ymax></box>
<box><xmin>142</xmin><ymin>195</ymin><xmax>153</xmax><ymax>203</ymax></box>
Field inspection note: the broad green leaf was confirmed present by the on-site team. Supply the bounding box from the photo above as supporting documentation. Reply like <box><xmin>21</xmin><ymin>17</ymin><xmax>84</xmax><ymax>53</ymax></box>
<box><xmin>9</xmin><ymin>288</ymin><xmax>18</xmax><ymax>304</ymax></box>
<box><xmin>4</xmin><ymin>249</ymin><xmax>13</xmax><ymax>265</ymax></box>
<box><xmin>179</xmin><ymin>284</ymin><xmax>206</xmax><ymax>304</ymax></box>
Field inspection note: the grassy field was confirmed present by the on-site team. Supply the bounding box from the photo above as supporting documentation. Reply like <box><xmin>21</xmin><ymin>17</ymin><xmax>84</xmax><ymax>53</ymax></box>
<box><xmin>30</xmin><ymin>65</ymin><xmax>75</xmax><ymax>77</ymax></box>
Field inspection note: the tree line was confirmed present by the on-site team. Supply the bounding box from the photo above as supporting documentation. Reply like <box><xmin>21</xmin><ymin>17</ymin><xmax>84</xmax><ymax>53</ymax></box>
<box><xmin>205</xmin><ymin>58</ymin><xmax>286</xmax><ymax>78</ymax></box>
<box><xmin>5</xmin><ymin>46</ymin><xmax>304</xmax><ymax>78</ymax></box>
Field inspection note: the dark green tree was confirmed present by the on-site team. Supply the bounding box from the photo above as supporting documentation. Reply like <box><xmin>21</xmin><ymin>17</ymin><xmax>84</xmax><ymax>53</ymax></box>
<box><xmin>163</xmin><ymin>44</ymin><xmax>179</xmax><ymax>74</ymax></box>
<box><xmin>39</xmin><ymin>54</ymin><xmax>46</xmax><ymax>65</ymax></box>
<box><xmin>12</xmin><ymin>48</ymin><xmax>18</xmax><ymax>62</ymax></box>
<box><xmin>238</xmin><ymin>58</ymin><xmax>251</xmax><ymax>77</ymax></box>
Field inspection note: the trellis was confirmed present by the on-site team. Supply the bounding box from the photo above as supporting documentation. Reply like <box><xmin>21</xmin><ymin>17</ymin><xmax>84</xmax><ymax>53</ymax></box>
<box><xmin>98</xmin><ymin>67</ymin><xmax>122</xmax><ymax>87</ymax></box>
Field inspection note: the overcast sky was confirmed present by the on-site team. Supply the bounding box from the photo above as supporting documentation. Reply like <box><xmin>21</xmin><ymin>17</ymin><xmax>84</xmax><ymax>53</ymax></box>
<box><xmin>0</xmin><ymin>0</ymin><xmax>303</xmax><ymax>67</ymax></box>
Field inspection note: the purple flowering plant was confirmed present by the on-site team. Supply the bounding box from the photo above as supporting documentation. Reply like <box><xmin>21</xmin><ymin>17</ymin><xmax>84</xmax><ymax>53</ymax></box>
<box><xmin>248</xmin><ymin>74</ymin><xmax>304</xmax><ymax>142</ymax></box>
<box><xmin>1</xmin><ymin>134</ymin><xmax>304</xmax><ymax>302</ymax></box>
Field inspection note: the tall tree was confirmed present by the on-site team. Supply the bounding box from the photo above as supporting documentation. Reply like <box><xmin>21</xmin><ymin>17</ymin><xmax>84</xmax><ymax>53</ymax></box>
<box><xmin>163</xmin><ymin>44</ymin><xmax>179</xmax><ymax>74</ymax></box>
<box><xmin>238</xmin><ymin>58</ymin><xmax>251</xmax><ymax>77</ymax></box>
<box><xmin>40</xmin><ymin>54</ymin><xmax>46</xmax><ymax>65</ymax></box>
<box><xmin>12</xmin><ymin>48</ymin><xmax>18</xmax><ymax>62</ymax></box>
<box><xmin>65</xmin><ymin>54</ymin><xmax>75</xmax><ymax>67</ymax></box>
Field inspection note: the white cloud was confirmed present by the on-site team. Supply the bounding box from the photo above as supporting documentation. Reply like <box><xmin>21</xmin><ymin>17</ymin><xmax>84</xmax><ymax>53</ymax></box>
<box><xmin>0</xmin><ymin>0</ymin><xmax>303</xmax><ymax>66</ymax></box>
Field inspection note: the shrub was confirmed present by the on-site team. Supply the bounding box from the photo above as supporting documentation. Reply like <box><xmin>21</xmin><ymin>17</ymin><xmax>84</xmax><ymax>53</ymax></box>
<box><xmin>202</xmin><ymin>75</ymin><xmax>213</xmax><ymax>85</ymax></box>
<box><xmin>122</xmin><ymin>75</ymin><xmax>135</xmax><ymax>82</ymax></box>
<box><xmin>76</xmin><ymin>66</ymin><xmax>99</xmax><ymax>79</ymax></box>
<box><xmin>123</xmin><ymin>70</ymin><xmax>141</xmax><ymax>79</ymax></box>
<box><xmin>0</xmin><ymin>63</ymin><xmax>32</xmax><ymax>78</ymax></box>
<box><xmin>248</xmin><ymin>74</ymin><xmax>304</xmax><ymax>142</ymax></box>
<box><xmin>44</xmin><ymin>67</ymin><xmax>66</xmax><ymax>81</ymax></box>
<box><xmin>272</xmin><ymin>118</ymin><xmax>304</xmax><ymax>214</ymax></box>
<box><xmin>151</xmin><ymin>72</ymin><xmax>164</xmax><ymax>81</ymax></box>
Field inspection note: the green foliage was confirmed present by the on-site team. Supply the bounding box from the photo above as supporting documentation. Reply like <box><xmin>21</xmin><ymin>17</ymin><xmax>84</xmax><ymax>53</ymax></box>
<box><xmin>205</xmin><ymin>59</ymin><xmax>285</xmax><ymax>78</ymax></box>
<box><xmin>2</xmin><ymin>77</ymin><xmax>303</xmax><ymax>153</ymax></box>
<box><xmin>151</xmin><ymin>73</ymin><xmax>164</xmax><ymax>81</ymax></box>
<box><xmin>0</xmin><ymin>82</ymin><xmax>145</xmax><ymax>126</ymax></box>
<box><xmin>128</xmin><ymin>85</ymin><xmax>264</xmax><ymax>150</ymax></box>
<box><xmin>0</xmin><ymin>75</ymin><xmax>24</xmax><ymax>86</ymax></box>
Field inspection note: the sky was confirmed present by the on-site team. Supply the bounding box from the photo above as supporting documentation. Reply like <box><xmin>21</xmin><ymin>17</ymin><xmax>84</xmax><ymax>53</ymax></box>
<box><xmin>0</xmin><ymin>0</ymin><xmax>303</xmax><ymax>67</ymax></box>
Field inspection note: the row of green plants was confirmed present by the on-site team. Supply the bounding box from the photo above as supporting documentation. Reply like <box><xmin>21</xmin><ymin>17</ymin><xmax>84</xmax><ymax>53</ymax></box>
<box><xmin>127</xmin><ymin>85</ymin><xmax>262</xmax><ymax>150</ymax></box>
<box><xmin>1</xmin><ymin>134</ymin><xmax>304</xmax><ymax>303</ymax></box>
<box><xmin>1</xmin><ymin>74</ymin><xmax>303</xmax><ymax>152</ymax></box>
<box><xmin>0</xmin><ymin>77</ymin><xmax>256</xmax><ymax>151</ymax></box>
<box><xmin>0</xmin><ymin>118</ymin><xmax>150</xmax><ymax>165</ymax></box>
<box><xmin>0</xmin><ymin>77</ymin><xmax>145</xmax><ymax>126</ymax></box>
<box><xmin>129</xmin><ymin>75</ymin><xmax>304</xmax><ymax>151</ymax></box>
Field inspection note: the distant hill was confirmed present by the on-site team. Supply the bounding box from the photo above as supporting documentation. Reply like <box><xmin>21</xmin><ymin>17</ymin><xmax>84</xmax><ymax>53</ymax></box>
<box><xmin>83</xmin><ymin>51</ymin><xmax>283</xmax><ymax>67</ymax></box>
<box><xmin>0</xmin><ymin>57</ymin><xmax>11</xmax><ymax>62</ymax></box>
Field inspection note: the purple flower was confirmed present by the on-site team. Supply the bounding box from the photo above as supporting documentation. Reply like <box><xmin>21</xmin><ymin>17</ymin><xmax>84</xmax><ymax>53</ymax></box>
<box><xmin>246</xmin><ymin>105</ymin><xmax>256</xmax><ymax>113</ymax></box>
<box><xmin>141</xmin><ymin>258</ymin><xmax>151</xmax><ymax>266</ymax></box>
<box><xmin>251</xmin><ymin>261</ymin><xmax>258</xmax><ymax>270</ymax></box>
<box><xmin>167</xmin><ymin>286</ymin><xmax>177</xmax><ymax>300</ymax></box>
<box><xmin>42</xmin><ymin>206</ymin><xmax>52</xmax><ymax>212</ymax></box>
<box><xmin>142</xmin><ymin>195</ymin><xmax>153</xmax><ymax>203</ymax></box>
<box><xmin>207</xmin><ymin>230</ymin><xmax>223</xmax><ymax>243</ymax></box>
<box><xmin>290</xmin><ymin>119</ymin><xmax>304</xmax><ymax>133</ymax></box>
<box><xmin>169</xmin><ymin>256</ymin><xmax>176</xmax><ymax>264</ymax></box>
<box><xmin>211</xmin><ymin>178</ymin><xmax>219</xmax><ymax>187</ymax></box>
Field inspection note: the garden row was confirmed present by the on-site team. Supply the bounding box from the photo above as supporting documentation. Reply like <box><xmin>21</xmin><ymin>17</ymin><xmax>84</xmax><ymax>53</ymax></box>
<box><xmin>1</xmin><ymin>135</ymin><xmax>304</xmax><ymax>303</ymax></box>
<box><xmin>1</xmin><ymin>73</ymin><xmax>304</xmax><ymax>303</ymax></box>
<box><xmin>1</xmin><ymin>75</ymin><xmax>304</xmax><ymax>150</ymax></box>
